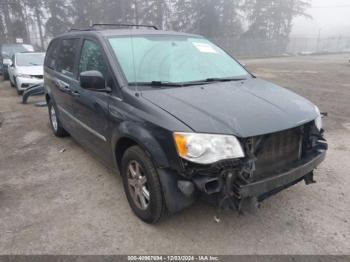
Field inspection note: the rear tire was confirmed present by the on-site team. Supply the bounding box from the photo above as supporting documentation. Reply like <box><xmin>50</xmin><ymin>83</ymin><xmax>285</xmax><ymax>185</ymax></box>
<box><xmin>121</xmin><ymin>146</ymin><xmax>165</xmax><ymax>223</ymax></box>
<box><xmin>48</xmin><ymin>100</ymin><xmax>69</xmax><ymax>137</ymax></box>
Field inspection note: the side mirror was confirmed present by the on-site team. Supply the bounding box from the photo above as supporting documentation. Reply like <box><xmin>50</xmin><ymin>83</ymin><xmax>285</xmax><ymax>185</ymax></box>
<box><xmin>79</xmin><ymin>70</ymin><xmax>110</xmax><ymax>92</ymax></box>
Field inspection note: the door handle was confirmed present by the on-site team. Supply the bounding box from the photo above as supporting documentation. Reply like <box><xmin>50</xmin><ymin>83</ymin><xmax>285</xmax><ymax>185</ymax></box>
<box><xmin>71</xmin><ymin>90</ymin><xmax>80</xmax><ymax>97</ymax></box>
<box><xmin>54</xmin><ymin>79</ymin><xmax>70</xmax><ymax>92</ymax></box>
<box><xmin>53</xmin><ymin>80</ymin><xmax>60</xmax><ymax>88</ymax></box>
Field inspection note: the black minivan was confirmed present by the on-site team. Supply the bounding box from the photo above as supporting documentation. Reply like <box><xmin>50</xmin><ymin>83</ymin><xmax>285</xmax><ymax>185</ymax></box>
<box><xmin>44</xmin><ymin>24</ymin><xmax>327</xmax><ymax>223</ymax></box>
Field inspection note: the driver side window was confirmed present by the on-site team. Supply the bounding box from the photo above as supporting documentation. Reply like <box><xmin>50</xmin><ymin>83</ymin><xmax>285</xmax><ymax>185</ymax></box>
<box><xmin>79</xmin><ymin>40</ymin><xmax>108</xmax><ymax>79</ymax></box>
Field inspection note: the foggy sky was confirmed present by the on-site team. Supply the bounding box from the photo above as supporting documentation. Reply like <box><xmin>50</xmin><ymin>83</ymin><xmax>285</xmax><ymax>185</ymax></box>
<box><xmin>292</xmin><ymin>0</ymin><xmax>350</xmax><ymax>37</ymax></box>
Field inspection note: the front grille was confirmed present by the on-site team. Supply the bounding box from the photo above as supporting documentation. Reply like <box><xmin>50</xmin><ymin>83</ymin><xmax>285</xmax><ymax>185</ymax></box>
<box><xmin>250</xmin><ymin>126</ymin><xmax>303</xmax><ymax>181</ymax></box>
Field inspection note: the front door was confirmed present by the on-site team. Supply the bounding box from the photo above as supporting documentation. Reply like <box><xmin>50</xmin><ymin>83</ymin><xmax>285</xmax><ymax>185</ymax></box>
<box><xmin>71</xmin><ymin>38</ymin><xmax>112</xmax><ymax>164</ymax></box>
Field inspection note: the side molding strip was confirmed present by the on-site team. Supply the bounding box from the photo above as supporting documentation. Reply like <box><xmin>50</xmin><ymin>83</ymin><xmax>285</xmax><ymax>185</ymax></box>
<box><xmin>57</xmin><ymin>105</ymin><xmax>107</xmax><ymax>142</ymax></box>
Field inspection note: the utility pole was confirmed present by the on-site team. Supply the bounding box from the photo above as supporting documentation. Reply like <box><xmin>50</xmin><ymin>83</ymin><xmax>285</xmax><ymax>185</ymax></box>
<box><xmin>134</xmin><ymin>0</ymin><xmax>139</xmax><ymax>25</ymax></box>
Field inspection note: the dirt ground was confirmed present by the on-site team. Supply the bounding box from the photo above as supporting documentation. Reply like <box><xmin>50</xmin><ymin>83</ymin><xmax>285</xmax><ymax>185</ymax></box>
<box><xmin>0</xmin><ymin>54</ymin><xmax>349</xmax><ymax>255</ymax></box>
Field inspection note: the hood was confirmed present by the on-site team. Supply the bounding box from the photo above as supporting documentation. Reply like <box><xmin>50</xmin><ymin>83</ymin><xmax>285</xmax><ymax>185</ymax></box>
<box><xmin>17</xmin><ymin>66</ymin><xmax>43</xmax><ymax>76</ymax></box>
<box><xmin>141</xmin><ymin>78</ymin><xmax>318</xmax><ymax>137</ymax></box>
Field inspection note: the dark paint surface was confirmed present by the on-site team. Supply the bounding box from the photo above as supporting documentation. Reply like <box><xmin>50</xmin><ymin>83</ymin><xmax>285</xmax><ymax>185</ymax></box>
<box><xmin>141</xmin><ymin>78</ymin><xmax>318</xmax><ymax>137</ymax></box>
<box><xmin>44</xmin><ymin>29</ymin><xmax>319</xmax><ymax>172</ymax></box>
<box><xmin>43</xmin><ymin>29</ymin><xmax>323</xmax><ymax>214</ymax></box>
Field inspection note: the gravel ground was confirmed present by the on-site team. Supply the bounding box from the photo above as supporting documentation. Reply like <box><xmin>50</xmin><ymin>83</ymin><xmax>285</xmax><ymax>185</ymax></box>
<box><xmin>0</xmin><ymin>54</ymin><xmax>349</xmax><ymax>255</ymax></box>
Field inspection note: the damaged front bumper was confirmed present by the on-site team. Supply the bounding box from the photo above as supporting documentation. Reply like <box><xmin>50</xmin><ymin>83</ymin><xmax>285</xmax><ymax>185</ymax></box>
<box><xmin>159</xmin><ymin>123</ymin><xmax>328</xmax><ymax>214</ymax></box>
<box><xmin>238</xmin><ymin>149</ymin><xmax>326</xmax><ymax>200</ymax></box>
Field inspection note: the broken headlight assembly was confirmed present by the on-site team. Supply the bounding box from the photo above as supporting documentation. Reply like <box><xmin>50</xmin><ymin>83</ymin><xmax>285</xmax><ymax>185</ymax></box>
<box><xmin>314</xmin><ymin>105</ymin><xmax>322</xmax><ymax>131</ymax></box>
<box><xmin>173</xmin><ymin>132</ymin><xmax>245</xmax><ymax>164</ymax></box>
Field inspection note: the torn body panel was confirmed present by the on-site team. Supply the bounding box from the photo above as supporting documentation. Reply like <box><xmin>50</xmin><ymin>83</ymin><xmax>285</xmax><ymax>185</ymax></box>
<box><xmin>169</xmin><ymin>121</ymin><xmax>327</xmax><ymax>213</ymax></box>
<box><xmin>22</xmin><ymin>84</ymin><xmax>45</xmax><ymax>104</ymax></box>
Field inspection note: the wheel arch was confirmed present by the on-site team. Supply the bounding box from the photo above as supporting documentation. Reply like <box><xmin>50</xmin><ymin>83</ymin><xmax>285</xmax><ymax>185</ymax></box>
<box><xmin>114</xmin><ymin>136</ymin><xmax>138</xmax><ymax>172</ymax></box>
<box><xmin>112</xmin><ymin>123</ymin><xmax>171</xmax><ymax>173</ymax></box>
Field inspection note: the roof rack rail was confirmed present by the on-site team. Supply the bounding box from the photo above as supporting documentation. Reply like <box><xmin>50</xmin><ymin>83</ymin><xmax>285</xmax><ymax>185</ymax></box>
<box><xmin>90</xmin><ymin>23</ymin><xmax>158</xmax><ymax>30</ymax></box>
<box><xmin>68</xmin><ymin>28</ymin><xmax>90</xmax><ymax>32</ymax></box>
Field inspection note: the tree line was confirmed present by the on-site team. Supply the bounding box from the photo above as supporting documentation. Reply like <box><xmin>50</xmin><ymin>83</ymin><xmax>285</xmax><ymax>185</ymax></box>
<box><xmin>0</xmin><ymin>0</ymin><xmax>310</xmax><ymax>55</ymax></box>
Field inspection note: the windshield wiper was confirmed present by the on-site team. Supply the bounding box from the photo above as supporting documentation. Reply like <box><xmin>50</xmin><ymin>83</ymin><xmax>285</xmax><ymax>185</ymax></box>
<box><xmin>176</xmin><ymin>77</ymin><xmax>248</xmax><ymax>86</ymax></box>
<box><xmin>130</xmin><ymin>81</ymin><xmax>184</xmax><ymax>87</ymax></box>
<box><xmin>129</xmin><ymin>77</ymin><xmax>247</xmax><ymax>88</ymax></box>
<box><xmin>204</xmin><ymin>77</ymin><xmax>247</xmax><ymax>82</ymax></box>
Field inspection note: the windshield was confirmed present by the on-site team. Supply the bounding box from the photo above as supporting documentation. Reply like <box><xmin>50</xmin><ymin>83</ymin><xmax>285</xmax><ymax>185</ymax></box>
<box><xmin>16</xmin><ymin>53</ymin><xmax>45</xmax><ymax>66</ymax></box>
<box><xmin>108</xmin><ymin>35</ymin><xmax>249</xmax><ymax>85</ymax></box>
<box><xmin>1</xmin><ymin>44</ymin><xmax>34</xmax><ymax>58</ymax></box>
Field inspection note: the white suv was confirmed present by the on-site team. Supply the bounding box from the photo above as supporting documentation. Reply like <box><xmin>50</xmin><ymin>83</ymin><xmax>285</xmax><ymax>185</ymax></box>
<box><xmin>8</xmin><ymin>52</ymin><xmax>45</xmax><ymax>95</ymax></box>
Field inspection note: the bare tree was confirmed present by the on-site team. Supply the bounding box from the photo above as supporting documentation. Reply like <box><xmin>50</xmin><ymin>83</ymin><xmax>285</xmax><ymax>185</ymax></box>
<box><xmin>0</xmin><ymin>0</ymin><xmax>312</xmax><ymax>56</ymax></box>
<box><xmin>45</xmin><ymin>0</ymin><xmax>72</xmax><ymax>36</ymax></box>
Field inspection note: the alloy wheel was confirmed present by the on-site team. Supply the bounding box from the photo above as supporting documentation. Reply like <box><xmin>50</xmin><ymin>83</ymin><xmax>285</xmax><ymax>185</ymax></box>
<box><xmin>50</xmin><ymin>106</ymin><xmax>58</xmax><ymax>132</ymax></box>
<box><xmin>127</xmin><ymin>160</ymin><xmax>150</xmax><ymax>210</ymax></box>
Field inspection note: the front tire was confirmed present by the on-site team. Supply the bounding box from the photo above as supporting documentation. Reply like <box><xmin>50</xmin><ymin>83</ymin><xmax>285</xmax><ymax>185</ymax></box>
<box><xmin>121</xmin><ymin>146</ymin><xmax>165</xmax><ymax>223</ymax></box>
<box><xmin>48</xmin><ymin>100</ymin><xmax>69</xmax><ymax>137</ymax></box>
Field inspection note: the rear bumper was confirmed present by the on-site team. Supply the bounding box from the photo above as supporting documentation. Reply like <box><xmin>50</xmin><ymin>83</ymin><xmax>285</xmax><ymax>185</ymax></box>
<box><xmin>238</xmin><ymin>149</ymin><xmax>326</xmax><ymax>199</ymax></box>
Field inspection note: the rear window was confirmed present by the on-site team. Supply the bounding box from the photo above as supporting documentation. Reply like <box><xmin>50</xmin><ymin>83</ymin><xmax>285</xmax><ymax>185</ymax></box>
<box><xmin>56</xmin><ymin>38</ymin><xmax>80</xmax><ymax>77</ymax></box>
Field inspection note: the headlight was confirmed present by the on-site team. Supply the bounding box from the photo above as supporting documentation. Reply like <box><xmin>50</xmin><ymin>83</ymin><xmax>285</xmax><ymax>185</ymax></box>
<box><xmin>173</xmin><ymin>132</ymin><xmax>245</xmax><ymax>164</ymax></box>
<box><xmin>314</xmin><ymin>105</ymin><xmax>322</xmax><ymax>131</ymax></box>
<box><xmin>17</xmin><ymin>73</ymin><xmax>33</xmax><ymax>79</ymax></box>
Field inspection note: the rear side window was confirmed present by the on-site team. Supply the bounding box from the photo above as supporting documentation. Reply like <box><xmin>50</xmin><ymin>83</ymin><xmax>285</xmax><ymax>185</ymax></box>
<box><xmin>45</xmin><ymin>40</ymin><xmax>59</xmax><ymax>70</ymax></box>
<box><xmin>56</xmin><ymin>38</ymin><xmax>80</xmax><ymax>77</ymax></box>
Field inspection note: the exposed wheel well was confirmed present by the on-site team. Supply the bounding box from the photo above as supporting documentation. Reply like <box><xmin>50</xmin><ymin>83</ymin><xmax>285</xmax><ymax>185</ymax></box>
<box><xmin>115</xmin><ymin>137</ymin><xmax>138</xmax><ymax>171</ymax></box>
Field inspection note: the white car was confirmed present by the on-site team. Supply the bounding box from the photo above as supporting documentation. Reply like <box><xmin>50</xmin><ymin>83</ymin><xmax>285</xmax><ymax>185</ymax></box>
<box><xmin>8</xmin><ymin>52</ymin><xmax>45</xmax><ymax>95</ymax></box>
